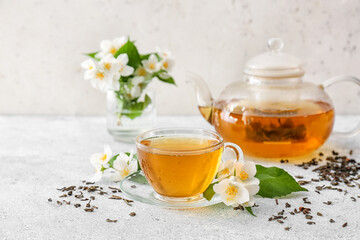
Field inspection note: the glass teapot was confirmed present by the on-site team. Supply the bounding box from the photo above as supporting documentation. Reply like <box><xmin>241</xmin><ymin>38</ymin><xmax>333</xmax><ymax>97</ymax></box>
<box><xmin>189</xmin><ymin>38</ymin><xmax>360</xmax><ymax>158</ymax></box>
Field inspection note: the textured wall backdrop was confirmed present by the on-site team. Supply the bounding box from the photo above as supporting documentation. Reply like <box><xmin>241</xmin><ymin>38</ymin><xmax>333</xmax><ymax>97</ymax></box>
<box><xmin>1</xmin><ymin>0</ymin><xmax>360</xmax><ymax>115</ymax></box>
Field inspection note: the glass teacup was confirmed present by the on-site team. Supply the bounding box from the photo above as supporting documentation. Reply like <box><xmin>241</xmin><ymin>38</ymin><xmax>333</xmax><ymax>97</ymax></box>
<box><xmin>136</xmin><ymin>128</ymin><xmax>243</xmax><ymax>203</ymax></box>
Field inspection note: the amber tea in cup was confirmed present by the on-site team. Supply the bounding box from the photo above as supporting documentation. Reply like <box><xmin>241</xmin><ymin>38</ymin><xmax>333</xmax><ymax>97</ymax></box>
<box><xmin>136</xmin><ymin>128</ymin><xmax>243</xmax><ymax>202</ymax></box>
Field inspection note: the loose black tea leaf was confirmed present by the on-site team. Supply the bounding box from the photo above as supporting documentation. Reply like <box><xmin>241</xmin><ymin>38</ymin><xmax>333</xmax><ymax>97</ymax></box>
<box><xmin>285</xmin><ymin>202</ymin><xmax>291</xmax><ymax>208</ymax></box>
<box><xmin>129</xmin><ymin>212</ymin><xmax>136</xmax><ymax>217</ymax></box>
<box><xmin>317</xmin><ymin>212</ymin><xmax>323</xmax><ymax>217</ymax></box>
<box><xmin>108</xmin><ymin>187</ymin><xmax>122</xmax><ymax>192</ymax></box>
<box><xmin>74</xmin><ymin>204</ymin><xmax>81</xmax><ymax>208</ymax></box>
<box><xmin>298</xmin><ymin>180</ymin><xmax>311</xmax><ymax>186</ymax></box>
<box><xmin>342</xmin><ymin>222</ymin><xmax>348</xmax><ymax>228</ymax></box>
<box><xmin>284</xmin><ymin>227</ymin><xmax>291</xmax><ymax>231</ymax></box>
<box><xmin>233</xmin><ymin>205</ymin><xmax>244</xmax><ymax>211</ymax></box>
<box><xmin>305</xmin><ymin>215</ymin><xmax>313</xmax><ymax>220</ymax></box>
<box><xmin>330</xmin><ymin>219</ymin><xmax>335</xmax><ymax>223</ymax></box>
<box><xmin>84</xmin><ymin>208</ymin><xmax>94</xmax><ymax>212</ymax></box>
<box><xmin>109</xmin><ymin>195</ymin><xmax>123</xmax><ymax>200</ymax></box>
<box><xmin>123</xmin><ymin>199</ymin><xmax>133</xmax><ymax>206</ymax></box>
<box><xmin>48</xmin><ymin>198</ymin><xmax>52</xmax><ymax>202</ymax></box>
<box><xmin>106</xmin><ymin>219</ymin><xmax>117</xmax><ymax>223</ymax></box>
<box><xmin>307</xmin><ymin>221</ymin><xmax>316</xmax><ymax>225</ymax></box>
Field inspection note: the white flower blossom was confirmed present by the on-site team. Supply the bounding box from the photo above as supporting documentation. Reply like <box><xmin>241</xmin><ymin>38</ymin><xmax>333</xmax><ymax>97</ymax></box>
<box><xmin>216</xmin><ymin>159</ymin><xmax>235</xmax><ymax>181</ymax></box>
<box><xmin>135</xmin><ymin>66</ymin><xmax>151</xmax><ymax>79</ymax></box>
<box><xmin>111</xmin><ymin>152</ymin><xmax>138</xmax><ymax>181</ymax></box>
<box><xmin>96</xmin><ymin>37</ymin><xmax>127</xmax><ymax>59</ymax></box>
<box><xmin>97</xmin><ymin>54</ymin><xmax>123</xmax><ymax>90</ymax></box>
<box><xmin>142</xmin><ymin>54</ymin><xmax>160</xmax><ymax>73</ymax></box>
<box><xmin>156</xmin><ymin>47</ymin><xmax>172</xmax><ymax>59</ymax></box>
<box><xmin>98</xmin><ymin>54</ymin><xmax>121</xmax><ymax>75</ymax></box>
<box><xmin>116</xmin><ymin>53</ymin><xmax>134</xmax><ymax>77</ymax></box>
<box><xmin>131</xmin><ymin>76</ymin><xmax>145</xmax><ymax>98</ymax></box>
<box><xmin>235</xmin><ymin>161</ymin><xmax>260</xmax><ymax>198</ymax></box>
<box><xmin>81</xmin><ymin>59</ymin><xmax>96</xmax><ymax>72</ymax></box>
<box><xmin>88</xmin><ymin>145</ymin><xmax>112</xmax><ymax>182</ymax></box>
<box><xmin>156</xmin><ymin>47</ymin><xmax>174</xmax><ymax>71</ymax></box>
<box><xmin>235</xmin><ymin>161</ymin><xmax>260</xmax><ymax>207</ymax></box>
<box><xmin>124</xmin><ymin>76</ymin><xmax>145</xmax><ymax>99</ymax></box>
<box><xmin>84</xmin><ymin>67</ymin><xmax>112</xmax><ymax>92</ymax></box>
<box><xmin>213</xmin><ymin>176</ymin><xmax>250</xmax><ymax>206</ymax></box>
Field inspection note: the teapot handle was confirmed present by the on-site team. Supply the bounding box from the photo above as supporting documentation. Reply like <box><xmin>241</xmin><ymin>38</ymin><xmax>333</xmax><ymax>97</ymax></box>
<box><xmin>321</xmin><ymin>75</ymin><xmax>360</xmax><ymax>138</ymax></box>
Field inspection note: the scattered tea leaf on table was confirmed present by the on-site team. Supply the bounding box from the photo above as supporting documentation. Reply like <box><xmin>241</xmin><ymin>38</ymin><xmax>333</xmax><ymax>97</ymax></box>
<box><xmin>255</xmin><ymin>165</ymin><xmax>308</xmax><ymax>198</ymax></box>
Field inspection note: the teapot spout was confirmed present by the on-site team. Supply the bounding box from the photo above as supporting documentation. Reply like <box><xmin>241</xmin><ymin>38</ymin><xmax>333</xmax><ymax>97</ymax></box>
<box><xmin>187</xmin><ymin>72</ymin><xmax>214</xmax><ymax>124</ymax></box>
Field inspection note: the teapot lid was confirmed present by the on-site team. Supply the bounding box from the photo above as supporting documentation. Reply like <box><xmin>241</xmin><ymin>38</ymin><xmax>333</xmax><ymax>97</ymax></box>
<box><xmin>244</xmin><ymin>38</ymin><xmax>305</xmax><ymax>78</ymax></box>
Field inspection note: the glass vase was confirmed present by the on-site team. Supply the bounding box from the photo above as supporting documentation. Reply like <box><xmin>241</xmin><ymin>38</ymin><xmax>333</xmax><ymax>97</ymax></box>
<box><xmin>106</xmin><ymin>90</ymin><xmax>156</xmax><ymax>142</ymax></box>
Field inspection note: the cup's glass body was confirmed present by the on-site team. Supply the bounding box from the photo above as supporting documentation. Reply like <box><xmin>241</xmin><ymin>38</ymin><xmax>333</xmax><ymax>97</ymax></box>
<box><xmin>136</xmin><ymin>128</ymin><xmax>239</xmax><ymax>202</ymax></box>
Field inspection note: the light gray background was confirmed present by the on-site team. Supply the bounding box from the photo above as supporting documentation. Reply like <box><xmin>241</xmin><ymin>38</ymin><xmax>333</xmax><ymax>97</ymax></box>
<box><xmin>1</xmin><ymin>0</ymin><xmax>360</xmax><ymax>115</ymax></box>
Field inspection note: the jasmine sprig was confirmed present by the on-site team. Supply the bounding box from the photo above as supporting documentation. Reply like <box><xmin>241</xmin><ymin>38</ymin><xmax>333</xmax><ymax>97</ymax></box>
<box><xmin>203</xmin><ymin>162</ymin><xmax>308</xmax><ymax>216</ymax></box>
<box><xmin>88</xmin><ymin>145</ymin><xmax>138</xmax><ymax>182</ymax></box>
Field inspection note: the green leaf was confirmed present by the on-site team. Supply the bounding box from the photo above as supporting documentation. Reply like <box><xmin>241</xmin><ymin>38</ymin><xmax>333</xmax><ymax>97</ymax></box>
<box><xmin>203</xmin><ymin>183</ymin><xmax>216</xmax><ymax>201</ymax></box>
<box><xmin>255</xmin><ymin>165</ymin><xmax>308</xmax><ymax>198</ymax></box>
<box><xmin>114</xmin><ymin>40</ymin><xmax>140</xmax><ymax>68</ymax></box>
<box><xmin>140</xmin><ymin>53</ymin><xmax>151</xmax><ymax>61</ymax></box>
<box><xmin>84</xmin><ymin>52</ymin><xmax>99</xmax><ymax>61</ymax></box>
<box><xmin>245</xmin><ymin>207</ymin><xmax>256</xmax><ymax>216</ymax></box>
<box><xmin>153</xmin><ymin>70</ymin><xmax>176</xmax><ymax>85</ymax></box>
<box><xmin>140</xmin><ymin>53</ymin><xmax>161</xmax><ymax>61</ymax></box>
<box><xmin>108</xmin><ymin>154</ymin><xmax>119</xmax><ymax>168</ymax></box>
<box><xmin>131</xmin><ymin>171</ymin><xmax>148</xmax><ymax>185</ymax></box>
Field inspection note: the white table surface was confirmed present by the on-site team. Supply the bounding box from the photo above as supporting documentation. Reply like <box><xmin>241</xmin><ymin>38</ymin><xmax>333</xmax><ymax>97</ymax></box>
<box><xmin>1</xmin><ymin>115</ymin><xmax>360</xmax><ymax>240</ymax></box>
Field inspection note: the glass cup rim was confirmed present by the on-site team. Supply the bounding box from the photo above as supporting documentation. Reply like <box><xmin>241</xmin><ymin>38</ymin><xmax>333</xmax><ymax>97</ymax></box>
<box><xmin>136</xmin><ymin>127</ymin><xmax>224</xmax><ymax>154</ymax></box>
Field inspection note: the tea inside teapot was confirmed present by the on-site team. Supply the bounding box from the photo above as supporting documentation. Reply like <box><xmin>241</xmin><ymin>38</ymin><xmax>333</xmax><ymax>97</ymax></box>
<box><xmin>211</xmin><ymin>98</ymin><xmax>334</xmax><ymax>158</ymax></box>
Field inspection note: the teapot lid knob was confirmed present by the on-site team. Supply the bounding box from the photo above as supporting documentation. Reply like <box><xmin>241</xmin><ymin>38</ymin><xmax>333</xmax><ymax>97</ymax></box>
<box><xmin>244</xmin><ymin>38</ymin><xmax>304</xmax><ymax>78</ymax></box>
<box><xmin>267</xmin><ymin>38</ymin><xmax>284</xmax><ymax>52</ymax></box>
